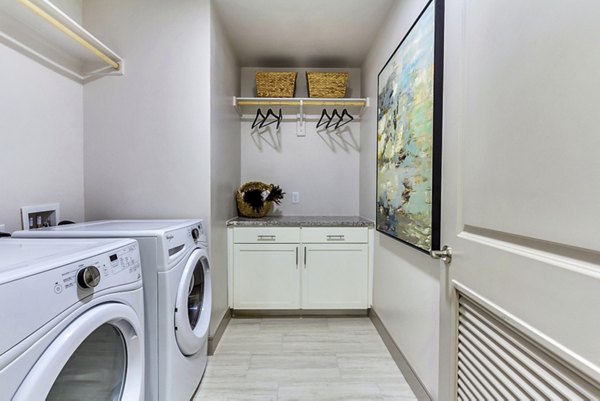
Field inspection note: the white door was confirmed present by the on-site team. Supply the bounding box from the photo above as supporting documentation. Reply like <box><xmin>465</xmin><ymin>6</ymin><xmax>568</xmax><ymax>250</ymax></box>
<box><xmin>14</xmin><ymin>303</ymin><xmax>144</xmax><ymax>401</ymax></box>
<box><xmin>439</xmin><ymin>1</ymin><xmax>600</xmax><ymax>399</ymax></box>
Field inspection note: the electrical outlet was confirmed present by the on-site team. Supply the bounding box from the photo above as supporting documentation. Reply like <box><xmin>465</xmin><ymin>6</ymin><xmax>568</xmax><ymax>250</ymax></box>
<box><xmin>0</xmin><ymin>224</ymin><xmax>5</xmax><ymax>232</ymax></box>
<box><xmin>292</xmin><ymin>192</ymin><xmax>300</xmax><ymax>204</ymax></box>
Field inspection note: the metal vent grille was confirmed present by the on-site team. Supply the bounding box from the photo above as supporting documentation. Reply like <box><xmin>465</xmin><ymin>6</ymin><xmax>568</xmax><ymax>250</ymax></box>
<box><xmin>457</xmin><ymin>294</ymin><xmax>600</xmax><ymax>401</ymax></box>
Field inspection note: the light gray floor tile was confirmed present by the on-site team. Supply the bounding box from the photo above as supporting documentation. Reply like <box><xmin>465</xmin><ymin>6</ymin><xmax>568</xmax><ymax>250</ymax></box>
<box><xmin>277</xmin><ymin>382</ymin><xmax>382</xmax><ymax>400</ymax></box>
<box><xmin>203</xmin><ymin>354</ymin><xmax>251</xmax><ymax>378</ymax></box>
<box><xmin>194</xmin><ymin>317</ymin><xmax>417</xmax><ymax>401</ymax></box>
<box><xmin>192</xmin><ymin>378</ymin><xmax>278</xmax><ymax>400</ymax></box>
<box><xmin>250</xmin><ymin>354</ymin><xmax>338</xmax><ymax>369</ymax></box>
<box><xmin>378</xmin><ymin>382</ymin><xmax>418</xmax><ymax>398</ymax></box>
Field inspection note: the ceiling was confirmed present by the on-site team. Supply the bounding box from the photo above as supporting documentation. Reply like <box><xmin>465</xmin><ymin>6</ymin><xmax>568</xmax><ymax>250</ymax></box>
<box><xmin>213</xmin><ymin>0</ymin><xmax>395</xmax><ymax>67</ymax></box>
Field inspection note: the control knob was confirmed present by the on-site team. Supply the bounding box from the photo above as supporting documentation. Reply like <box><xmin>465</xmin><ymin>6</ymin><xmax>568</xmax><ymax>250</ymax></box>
<box><xmin>77</xmin><ymin>266</ymin><xmax>101</xmax><ymax>289</ymax></box>
<box><xmin>192</xmin><ymin>228</ymin><xmax>200</xmax><ymax>241</ymax></box>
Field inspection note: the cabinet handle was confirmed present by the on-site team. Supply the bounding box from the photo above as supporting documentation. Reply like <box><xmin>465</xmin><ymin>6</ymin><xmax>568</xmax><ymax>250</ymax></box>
<box><xmin>257</xmin><ymin>235</ymin><xmax>276</xmax><ymax>241</ymax></box>
<box><xmin>326</xmin><ymin>234</ymin><xmax>345</xmax><ymax>241</ymax></box>
<box><xmin>295</xmin><ymin>247</ymin><xmax>298</xmax><ymax>269</ymax></box>
<box><xmin>304</xmin><ymin>246</ymin><xmax>307</xmax><ymax>268</ymax></box>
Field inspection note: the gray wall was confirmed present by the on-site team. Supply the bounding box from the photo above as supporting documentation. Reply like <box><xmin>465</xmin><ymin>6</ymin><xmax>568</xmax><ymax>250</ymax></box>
<box><xmin>83</xmin><ymin>0</ymin><xmax>212</xmax><ymax>224</ymax></box>
<box><xmin>82</xmin><ymin>0</ymin><xmax>242</xmax><ymax>337</ymax></box>
<box><xmin>82</xmin><ymin>0</ymin><xmax>236</xmax><ymax>336</ymax></box>
<box><xmin>240</xmin><ymin>67</ymin><xmax>361</xmax><ymax>216</ymax></box>
<box><xmin>209</xmin><ymin>6</ymin><xmax>241</xmax><ymax>335</ymax></box>
<box><xmin>360</xmin><ymin>0</ymin><xmax>440</xmax><ymax>398</ymax></box>
<box><xmin>0</xmin><ymin>42</ymin><xmax>84</xmax><ymax>232</ymax></box>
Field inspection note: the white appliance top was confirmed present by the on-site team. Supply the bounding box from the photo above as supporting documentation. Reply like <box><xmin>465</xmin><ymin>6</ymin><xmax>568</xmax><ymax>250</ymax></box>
<box><xmin>0</xmin><ymin>238</ymin><xmax>135</xmax><ymax>278</ymax></box>
<box><xmin>16</xmin><ymin>219</ymin><xmax>202</xmax><ymax>237</ymax></box>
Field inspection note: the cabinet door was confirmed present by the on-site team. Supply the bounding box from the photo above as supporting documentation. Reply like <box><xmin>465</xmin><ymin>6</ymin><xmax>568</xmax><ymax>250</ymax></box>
<box><xmin>233</xmin><ymin>243</ymin><xmax>300</xmax><ymax>309</ymax></box>
<box><xmin>302</xmin><ymin>243</ymin><xmax>368</xmax><ymax>309</ymax></box>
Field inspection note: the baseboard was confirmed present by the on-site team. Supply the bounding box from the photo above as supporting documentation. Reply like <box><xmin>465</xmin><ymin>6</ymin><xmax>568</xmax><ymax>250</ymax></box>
<box><xmin>369</xmin><ymin>308</ymin><xmax>433</xmax><ymax>401</ymax></box>
<box><xmin>231</xmin><ymin>309</ymin><xmax>369</xmax><ymax>318</ymax></box>
<box><xmin>207</xmin><ymin>309</ymin><xmax>231</xmax><ymax>355</ymax></box>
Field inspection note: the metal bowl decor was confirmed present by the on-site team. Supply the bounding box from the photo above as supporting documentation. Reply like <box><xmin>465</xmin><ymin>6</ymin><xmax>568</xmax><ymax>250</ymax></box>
<box><xmin>236</xmin><ymin>181</ymin><xmax>285</xmax><ymax>218</ymax></box>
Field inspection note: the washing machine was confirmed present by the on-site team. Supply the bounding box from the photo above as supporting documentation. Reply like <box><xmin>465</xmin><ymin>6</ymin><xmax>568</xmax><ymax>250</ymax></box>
<box><xmin>0</xmin><ymin>238</ymin><xmax>144</xmax><ymax>401</ymax></box>
<box><xmin>14</xmin><ymin>219</ymin><xmax>212</xmax><ymax>401</ymax></box>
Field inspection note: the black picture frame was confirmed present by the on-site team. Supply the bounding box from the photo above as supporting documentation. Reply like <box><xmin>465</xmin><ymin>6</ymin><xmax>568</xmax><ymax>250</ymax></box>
<box><xmin>375</xmin><ymin>0</ymin><xmax>444</xmax><ymax>254</ymax></box>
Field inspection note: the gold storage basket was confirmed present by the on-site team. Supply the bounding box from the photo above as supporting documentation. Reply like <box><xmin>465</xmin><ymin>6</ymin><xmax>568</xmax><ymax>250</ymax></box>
<box><xmin>255</xmin><ymin>72</ymin><xmax>297</xmax><ymax>98</ymax></box>
<box><xmin>236</xmin><ymin>181</ymin><xmax>273</xmax><ymax>218</ymax></box>
<box><xmin>306</xmin><ymin>72</ymin><xmax>348</xmax><ymax>98</ymax></box>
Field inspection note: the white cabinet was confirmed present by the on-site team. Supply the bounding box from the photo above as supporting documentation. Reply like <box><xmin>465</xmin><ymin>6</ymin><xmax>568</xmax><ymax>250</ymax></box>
<box><xmin>302</xmin><ymin>243</ymin><xmax>368</xmax><ymax>309</ymax></box>
<box><xmin>233</xmin><ymin>243</ymin><xmax>300</xmax><ymax>309</ymax></box>
<box><xmin>229</xmin><ymin>225</ymin><xmax>372</xmax><ymax>310</ymax></box>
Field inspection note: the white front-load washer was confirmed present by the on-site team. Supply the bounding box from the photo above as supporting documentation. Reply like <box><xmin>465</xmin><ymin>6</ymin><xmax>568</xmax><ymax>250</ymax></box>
<box><xmin>14</xmin><ymin>219</ymin><xmax>212</xmax><ymax>401</ymax></box>
<box><xmin>0</xmin><ymin>238</ymin><xmax>144</xmax><ymax>401</ymax></box>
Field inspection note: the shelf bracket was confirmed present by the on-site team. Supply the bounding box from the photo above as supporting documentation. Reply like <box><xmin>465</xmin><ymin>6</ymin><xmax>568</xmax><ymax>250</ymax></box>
<box><xmin>233</xmin><ymin>96</ymin><xmax>242</xmax><ymax>116</ymax></box>
<box><xmin>297</xmin><ymin>99</ymin><xmax>306</xmax><ymax>137</ymax></box>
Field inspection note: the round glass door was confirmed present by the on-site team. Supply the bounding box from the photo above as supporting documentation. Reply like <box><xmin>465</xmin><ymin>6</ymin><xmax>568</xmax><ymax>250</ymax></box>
<box><xmin>47</xmin><ymin>324</ymin><xmax>126</xmax><ymax>400</ymax></box>
<box><xmin>175</xmin><ymin>249</ymin><xmax>212</xmax><ymax>356</ymax></box>
<box><xmin>187</xmin><ymin>257</ymin><xmax>205</xmax><ymax>330</ymax></box>
<box><xmin>13</xmin><ymin>303</ymin><xmax>144</xmax><ymax>401</ymax></box>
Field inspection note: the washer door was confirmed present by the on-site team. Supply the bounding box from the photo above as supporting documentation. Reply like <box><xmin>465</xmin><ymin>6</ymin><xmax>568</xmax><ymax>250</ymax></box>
<box><xmin>14</xmin><ymin>303</ymin><xmax>144</xmax><ymax>401</ymax></box>
<box><xmin>174</xmin><ymin>248</ymin><xmax>212</xmax><ymax>356</ymax></box>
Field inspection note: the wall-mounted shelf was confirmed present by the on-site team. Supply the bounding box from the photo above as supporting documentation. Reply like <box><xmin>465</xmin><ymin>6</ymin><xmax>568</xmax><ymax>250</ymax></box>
<box><xmin>233</xmin><ymin>97</ymin><xmax>369</xmax><ymax>117</ymax></box>
<box><xmin>233</xmin><ymin>97</ymin><xmax>369</xmax><ymax>136</ymax></box>
<box><xmin>0</xmin><ymin>0</ymin><xmax>124</xmax><ymax>83</ymax></box>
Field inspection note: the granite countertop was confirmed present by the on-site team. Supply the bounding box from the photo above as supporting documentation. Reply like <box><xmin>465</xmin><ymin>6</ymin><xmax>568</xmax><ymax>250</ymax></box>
<box><xmin>227</xmin><ymin>216</ymin><xmax>374</xmax><ymax>228</ymax></box>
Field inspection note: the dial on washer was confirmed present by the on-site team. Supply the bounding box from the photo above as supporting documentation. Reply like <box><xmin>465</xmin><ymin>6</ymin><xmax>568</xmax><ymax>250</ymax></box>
<box><xmin>77</xmin><ymin>266</ymin><xmax>101</xmax><ymax>289</ymax></box>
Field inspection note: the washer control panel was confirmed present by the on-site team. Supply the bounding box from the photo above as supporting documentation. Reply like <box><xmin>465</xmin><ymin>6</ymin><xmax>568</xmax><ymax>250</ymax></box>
<box><xmin>0</xmin><ymin>239</ymin><xmax>142</xmax><ymax>359</ymax></box>
<box><xmin>189</xmin><ymin>221</ymin><xmax>207</xmax><ymax>246</ymax></box>
<box><xmin>52</xmin><ymin>241</ymin><xmax>141</xmax><ymax>297</ymax></box>
<box><xmin>163</xmin><ymin>221</ymin><xmax>206</xmax><ymax>262</ymax></box>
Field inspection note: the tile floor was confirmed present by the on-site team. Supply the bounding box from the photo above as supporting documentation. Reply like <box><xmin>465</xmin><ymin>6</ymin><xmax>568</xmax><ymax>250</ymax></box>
<box><xmin>193</xmin><ymin>317</ymin><xmax>417</xmax><ymax>400</ymax></box>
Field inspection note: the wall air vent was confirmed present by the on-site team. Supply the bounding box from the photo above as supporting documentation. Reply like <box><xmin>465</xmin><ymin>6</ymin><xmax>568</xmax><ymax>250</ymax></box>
<box><xmin>457</xmin><ymin>293</ymin><xmax>600</xmax><ymax>400</ymax></box>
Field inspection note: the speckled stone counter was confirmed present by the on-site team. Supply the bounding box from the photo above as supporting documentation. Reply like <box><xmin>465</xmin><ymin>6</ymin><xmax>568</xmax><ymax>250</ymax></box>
<box><xmin>226</xmin><ymin>216</ymin><xmax>374</xmax><ymax>228</ymax></box>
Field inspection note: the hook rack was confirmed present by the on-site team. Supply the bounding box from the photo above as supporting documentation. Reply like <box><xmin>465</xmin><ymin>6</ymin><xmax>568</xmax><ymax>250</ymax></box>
<box><xmin>233</xmin><ymin>97</ymin><xmax>369</xmax><ymax>136</ymax></box>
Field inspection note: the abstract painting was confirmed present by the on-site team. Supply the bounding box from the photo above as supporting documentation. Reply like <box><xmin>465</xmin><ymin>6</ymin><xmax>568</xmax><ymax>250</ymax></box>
<box><xmin>376</xmin><ymin>0</ymin><xmax>444</xmax><ymax>253</ymax></box>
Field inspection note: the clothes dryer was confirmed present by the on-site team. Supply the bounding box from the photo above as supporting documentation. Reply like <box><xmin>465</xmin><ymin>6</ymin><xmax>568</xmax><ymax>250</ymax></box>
<box><xmin>14</xmin><ymin>219</ymin><xmax>212</xmax><ymax>401</ymax></box>
<box><xmin>0</xmin><ymin>238</ymin><xmax>144</xmax><ymax>401</ymax></box>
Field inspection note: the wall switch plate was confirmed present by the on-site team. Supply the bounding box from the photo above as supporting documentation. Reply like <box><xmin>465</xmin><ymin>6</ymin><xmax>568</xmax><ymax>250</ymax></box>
<box><xmin>292</xmin><ymin>192</ymin><xmax>300</xmax><ymax>204</ymax></box>
<box><xmin>0</xmin><ymin>224</ymin><xmax>5</xmax><ymax>232</ymax></box>
<box><xmin>21</xmin><ymin>203</ymin><xmax>60</xmax><ymax>230</ymax></box>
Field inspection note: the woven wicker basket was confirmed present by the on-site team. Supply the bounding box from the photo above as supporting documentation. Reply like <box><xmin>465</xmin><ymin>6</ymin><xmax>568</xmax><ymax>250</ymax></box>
<box><xmin>236</xmin><ymin>181</ymin><xmax>273</xmax><ymax>218</ymax></box>
<box><xmin>255</xmin><ymin>72</ymin><xmax>297</xmax><ymax>98</ymax></box>
<box><xmin>306</xmin><ymin>72</ymin><xmax>348</xmax><ymax>98</ymax></box>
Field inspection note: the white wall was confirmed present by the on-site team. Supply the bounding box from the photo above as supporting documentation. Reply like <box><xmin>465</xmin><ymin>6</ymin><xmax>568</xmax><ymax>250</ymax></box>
<box><xmin>0</xmin><ymin>44</ymin><xmax>84</xmax><ymax>232</ymax></box>
<box><xmin>82</xmin><ymin>0</ymin><xmax>211</xmax><ymax>223</ymax></box>
<box><xmin>240</xmin><ymin>67</ymin><xmax>361</xmax><ymax>216</ymax></box>
<box><xmin>360</xmin><ymin>1</ymin><xmax>440</xmax><ymax>399</ymax></box>
<box><xmin>210</xmin><ymin>6</ymin><xmax>240</xmax><ymax>335</ymax></box>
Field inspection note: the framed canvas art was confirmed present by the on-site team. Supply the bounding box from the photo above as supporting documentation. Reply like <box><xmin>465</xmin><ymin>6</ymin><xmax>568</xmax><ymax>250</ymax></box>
<box><xmin>376</xmin><ymin>0</ymin><xmax>444</xmax><ymax>253</ymax></box>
